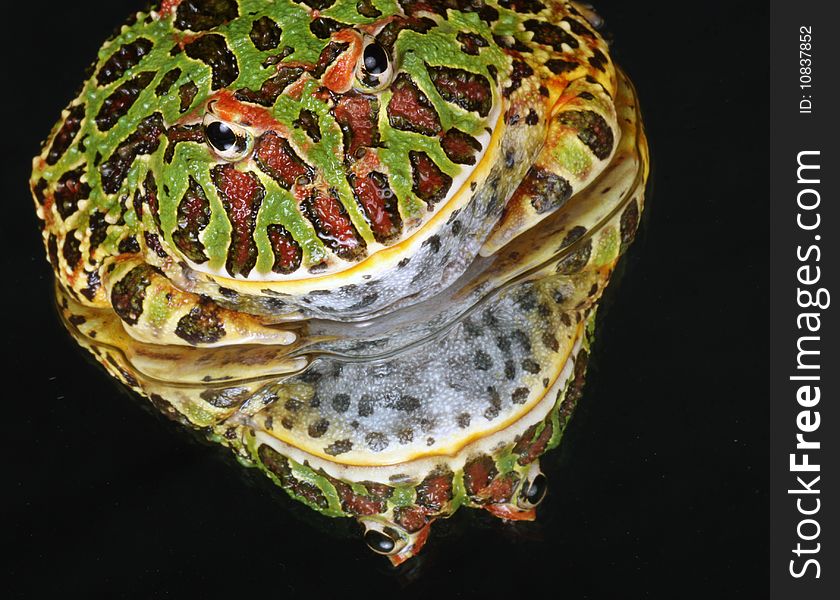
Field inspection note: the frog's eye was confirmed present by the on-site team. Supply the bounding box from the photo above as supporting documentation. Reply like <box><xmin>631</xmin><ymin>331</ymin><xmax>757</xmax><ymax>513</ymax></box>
<box><xmin>355</xmin><ymin>37</ymin><xmax>394</xmax><ymax>92</ymax></box>
<box><xmin>362</xmin><ymin>522</ymin><xmax>407</xmax><ymax>556</ymax></box>
<box><xmin>517</xmin><ymin>472</ymin><xmax>548</xmax><ymax>509</ymax></box>
<box><xmin>202</xmin><ymin>113</ymin><xmax>252</xmax><ymax>161</ymax></box>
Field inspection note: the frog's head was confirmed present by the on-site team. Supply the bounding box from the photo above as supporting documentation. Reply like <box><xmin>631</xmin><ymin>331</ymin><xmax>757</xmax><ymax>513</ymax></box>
<box><xmin>146</xmin><ymin>1</ymin><xmax>507</xmax><ymax>288</ymax></box>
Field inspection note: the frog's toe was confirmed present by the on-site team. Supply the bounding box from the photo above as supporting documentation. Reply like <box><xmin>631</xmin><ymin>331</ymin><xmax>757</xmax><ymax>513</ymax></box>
<box><xmin>359</xmin><ymin>517</ymin><xmax>432</xmax><ymax>566</ymax></box>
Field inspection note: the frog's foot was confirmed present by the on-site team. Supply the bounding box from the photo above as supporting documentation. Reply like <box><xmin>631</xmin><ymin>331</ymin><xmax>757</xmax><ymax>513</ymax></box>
<box><xmin>359</xmin><ymin>516</ymin><xmax>433</xmax><ymax>567</ymax></box>
<box><xmin>102</xmin><ymin>256</ymin><xmax>297</xmax><ymax>347</ymax></box>
<box><xmin>481</xmin><ymin>76</ymin><xmax>619</xmax><ymax>255</ymax></box>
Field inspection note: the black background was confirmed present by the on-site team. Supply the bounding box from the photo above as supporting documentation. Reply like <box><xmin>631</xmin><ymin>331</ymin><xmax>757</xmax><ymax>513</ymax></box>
<box><xmin>3</xmin><ymin>1</ymin><xmax>768</xmax><ymax>597</ymax></box>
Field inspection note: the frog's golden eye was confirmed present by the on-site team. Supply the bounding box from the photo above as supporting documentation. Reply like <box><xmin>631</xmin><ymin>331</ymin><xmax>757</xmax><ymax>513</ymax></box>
<box><xmin>362</xmin><ymin>523</ymin><xmax>407</xmax><ymax>556</ymax></box>
<box><xmin>355</xmin><ymin>37</ymin><xmax>394</xmax><ymax>92</ymax></box>
<box><xmin>202</xmin><ymin>113</ymin><xmax>252</xmax><ymax>161</ymax></box>
<box><xmin>517</xmin><ymin>472</ymin><xmax>548</xmax><ymax>509</ymax></box>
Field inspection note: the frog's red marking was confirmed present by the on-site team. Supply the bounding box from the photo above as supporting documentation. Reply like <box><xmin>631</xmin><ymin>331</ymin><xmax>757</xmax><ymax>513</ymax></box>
<box><xmin>330</xmin><ymin>477</ymin><xmax>387</xmax><ymax>516</ymax></box>
<box><xmin>387</xmin><ymin>74</ymin><xmax>441</xmax><ymax>136</ymax></box>
<box><xmin>283</xmin><ymin>76</ymin><xmax>309</xmax><ymax>101</ymax></box>
<box><xmin>463</xmin><ymin>455</ymin><xmax>499</xmax><ymax>496</ymax></box>
<box><xmin>319</xmin><ymin>29</ymin><xmax>362</xmax><ymax>93</ymax></box>
<box><xmin>172</xmin><ymin>32</ymin><xmax>200</xmax><ymax>51</ymax></box>
<box><xmin>481</xmin><ymin>471</ymin><xmax>520</xmax><ymax>504</ymax></box>
<box><xmin>266</xmin><ymin>224</ymin><xmax>302</xmax><ymax>274</ymax></box>
<box><xmin>485</xmin><ymin>503</ymin><xmax>536</xmax><ymax>521</ymax></box>
<box><xmin>415</xmin><ymin>470</ymin><xmax>453</xmax><ymax>512</ymax></box>
<box><xmin>394</xmin><ymin>505</ymin><xmax>428</xmax><ymax>533</ymax></box>
<box><xmin>212</xmin><ymin>90</ymin><xmax>285</xmax><ymax>132</ymax></box>
<box><xmin>516</xmin><ymin>420</ymin><xmax>554</xmax><ymax>465</ymax></box>
<box><xmin>157</xmin><ymin>0</ymin><xmax>183</xmax><ymax>17</ymax></box>
<box><xmin>333</xmin><ymin>92</ymin><xmax>380</xmax><ymax>162</ymax></box>
<box><xmin>388</xmin><ymin>472</ymin><xmax>452</xmax><ymax>565</ymax></box>
<box><xmin>512</xmin><ymin>423</ymin><xmax>539</xmax><ymax>455</ymax></box>
<box><xmin>390</xmin><ymin>522</ymin><xmax>432</xmax><ymax>567</ymax></box>
<box><xmin>300</xmin><ymin>189</ymin><xmax>366</xmax><ymax>261</ymax></box>
<box><xmin>211</xmin><ymin>164</ymin><xmax>265</xmax><ymax>277</ymax></box>
<box><xmin>409</xmin><ymin>151</ymin><xmax>452</xmax><ymax>208</ymax></box>
<box><xmin>358</xmin><ymin>15</ymin><xmax>397</xmax><ymax>36</ymax></box>
<box><xmin>428</xmin><ymin>65</ymin><xmax>492</xmax><ymax>117</ymax></box>
<box><xmin>172</xmin><ymin>176</ymin><xmax>210</xmax><ymax>263</ymax></box>
<box><xmin>312</xmin><ymin>41</ymin><xmax>349</xmax><ymax>77</ymax></box>
<box><xmin>440</xmin><ymin>128</ymin><xmax>482</xmax><ymax>165</ymax></box>
<box><xmin>350</xmin><ymin>171</ymin><xmax>402</xmax><ymax>243</ymax></box>
<box><xmin>255</xmin><ymin>131</ymin><xmax>312</xmax><ymax>189</ymax></box>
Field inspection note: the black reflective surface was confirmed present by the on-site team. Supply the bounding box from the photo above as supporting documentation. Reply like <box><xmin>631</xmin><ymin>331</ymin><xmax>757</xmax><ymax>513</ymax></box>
<box><xmin>4</xmin><ymin>2</ymin><xmax>768</xmax><ymax>597</ymax></box>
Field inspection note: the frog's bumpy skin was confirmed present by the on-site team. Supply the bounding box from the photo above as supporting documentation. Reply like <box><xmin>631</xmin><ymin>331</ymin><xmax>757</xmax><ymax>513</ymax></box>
<box><xmin>31</xmin><ymin>0</ymin><xmax>648</xmax><ymax>565</ymax></box>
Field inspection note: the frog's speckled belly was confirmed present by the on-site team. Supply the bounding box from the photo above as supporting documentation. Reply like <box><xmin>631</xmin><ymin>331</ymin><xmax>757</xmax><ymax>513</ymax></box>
<box><xmin>58</xmin><ymin>70</ymin><xmax>648</xmax><ymax>563</ymax></box>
